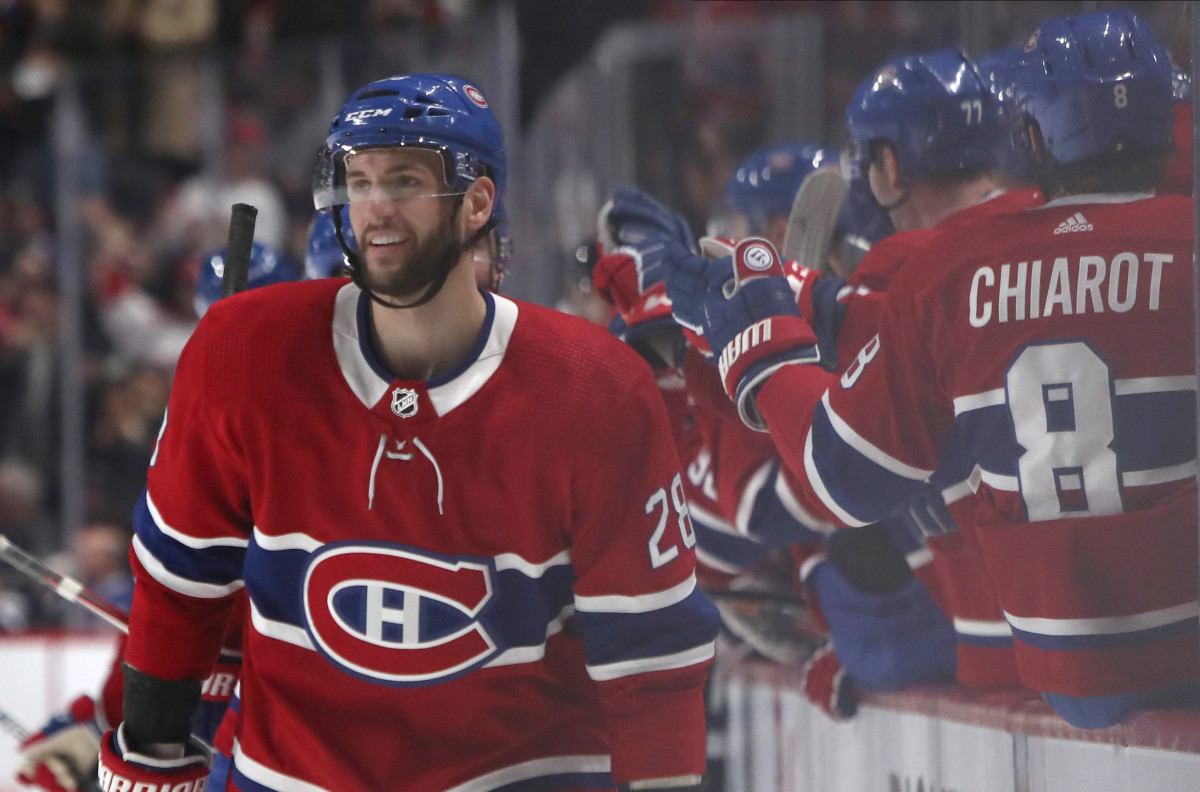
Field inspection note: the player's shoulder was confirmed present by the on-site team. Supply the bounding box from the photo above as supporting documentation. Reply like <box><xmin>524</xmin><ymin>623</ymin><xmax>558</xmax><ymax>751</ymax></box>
<box><xmin>182</xmin><ymin>278</ymin><xmax>344</xmax><ymax>378</ymax></box>
<box><xmin>508</xmin><ymin>298</ymin><xmax>659</xmax><ymax>381</ymax></box>
<box><xmin>503</xmin><ymin>297</ymin><xmax>669</xmax><ymax>427</ymax></box>
<box><xmin>849</xmin><ymin>228</ymin><xmax>938</xmax><ymax>291</ymax></box>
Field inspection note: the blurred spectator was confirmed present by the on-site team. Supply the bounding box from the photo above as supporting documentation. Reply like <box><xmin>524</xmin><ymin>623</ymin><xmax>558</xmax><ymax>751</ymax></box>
<box><xmin>152</xmin><ymin>105</ymin><xmax>288</xmax><ymax>256</ymax></box>
<box><xmin>0</xmin><ymin>457</ymin><xmax>50</xmax><ymax>628</ymax></box>
<box><xmin>42</xmin><ymin>521</ymin><xmax>132</xmax><ymax>631</ymax></box>
<box><xmin>87</xmin><ymin>362</ymin><xmax>170</xmax><ymax>527</ymax></box>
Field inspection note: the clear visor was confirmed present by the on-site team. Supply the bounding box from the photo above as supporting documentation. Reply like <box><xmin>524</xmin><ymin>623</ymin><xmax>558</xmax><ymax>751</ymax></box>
<box><xmin>313</xmin><ymin>144</ymin><xmax>467</xmax><ymax>211</ymax></box>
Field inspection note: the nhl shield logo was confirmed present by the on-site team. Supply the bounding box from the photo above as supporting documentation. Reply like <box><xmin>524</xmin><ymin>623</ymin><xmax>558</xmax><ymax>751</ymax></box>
<box><xmin>391</xmin><ymin>387</ymin><xmax>419</xmax><ymax>418</ymax></box>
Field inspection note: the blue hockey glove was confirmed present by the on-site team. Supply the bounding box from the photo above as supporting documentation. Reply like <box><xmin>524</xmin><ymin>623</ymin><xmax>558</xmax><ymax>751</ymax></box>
<box><xmin>803</xmin><ymin>556</ymin><xmax>957</xmax><ymax>692</ymax></box>
<box><xmin>598</xmin><ymin>185</ymin><xmax>696</xmax><ymax>257</ymax></box>
<box><xmin>663</xmin><ymin>237</ymin><xmax>820</xmax><ymax>430</ymax></box>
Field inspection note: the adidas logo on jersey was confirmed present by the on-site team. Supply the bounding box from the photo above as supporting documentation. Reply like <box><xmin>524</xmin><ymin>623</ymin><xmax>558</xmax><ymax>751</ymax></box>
<box><xmin>1053</xmin><ymin>212</ymin><xmax>1093</xmax><ymax>234</ymax></box>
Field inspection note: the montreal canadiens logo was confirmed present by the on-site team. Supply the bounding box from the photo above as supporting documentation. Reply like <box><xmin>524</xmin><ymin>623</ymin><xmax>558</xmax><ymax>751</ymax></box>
<box><xmin>391</xmin><ymin>387</ymin><xmax>419</xmax><ymax>418</ymax></box>
<box><xmin>741</xmin><ymin>243</ymin><xmax>774</xmax><ymax>272</ymax></box>
<box><xmin>302</xmin><ymin>543</ymin><xmax>498</xmax><ymax>686</ymax></box>
<box><xmin>463</xmin><ymin>84</ymin><xmax>488</xmax><ymax>108</ymax></box>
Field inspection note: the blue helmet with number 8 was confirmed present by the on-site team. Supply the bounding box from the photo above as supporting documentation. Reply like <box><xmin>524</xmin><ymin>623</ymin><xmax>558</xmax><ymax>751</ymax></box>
<box><xmin>1009</xmin><ymin>9</ymin><xmax>1173</xmax><ymax>166</ymax></box>
<box><xmin>846</xmin><ymin>49</ymin><xmax>998</xmax><ymax>178</ymax></box>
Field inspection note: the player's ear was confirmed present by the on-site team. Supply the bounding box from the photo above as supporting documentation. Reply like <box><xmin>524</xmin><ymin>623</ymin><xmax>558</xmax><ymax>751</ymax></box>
<box><xmin>461</xmin><ymin>176</ymin><xmax>495</xmax><ymax>236</ymax></box>
<box><xmin>878</xmin><ymin>144</ymin><xmax>904</xmax><ymax>193</ymax></box>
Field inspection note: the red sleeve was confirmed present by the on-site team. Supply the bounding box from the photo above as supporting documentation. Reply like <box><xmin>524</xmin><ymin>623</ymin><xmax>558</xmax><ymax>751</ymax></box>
<box><xmin>567</xmin><ymin>347</ymin><xmax>718</xmax><ymax>783</ymax></box>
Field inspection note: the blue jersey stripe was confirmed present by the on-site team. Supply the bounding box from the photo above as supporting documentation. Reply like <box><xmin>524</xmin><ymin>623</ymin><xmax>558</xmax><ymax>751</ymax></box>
<box><xmin>573</xmin><ymin>590</ymin><xmax>720</xmax><ymax>666</ymax></box>
<box><xmin>809</xmin><ymin>402</ymin><xmax>926</xmax><ymax>525</ymax></box>
<box><xmin>957</xmin><ymin>390</ymin><xmax>1196</xmax><ymax>478</ymax></box>
<box><xmin>1010</xmin><ymin>616</ymin><xmax>1198</xmax><ymax>651</ymax></box>
<box><xmin>692</xmin><ymin>520</ymin><xmax>770</xmax><ymax>570</ymax></box>
<box><xmin>133</xmin><ymin>491</ymin><xmax>245</xmax><ymax>587</ymax></box>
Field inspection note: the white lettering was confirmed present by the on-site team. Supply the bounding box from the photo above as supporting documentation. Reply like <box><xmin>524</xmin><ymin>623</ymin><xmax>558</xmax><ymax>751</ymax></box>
<box><xmin>1076</xmin><ymin>255</ymin><xmax>1105</xmax><ymax>313</ymax></box>
<box><xmin>967</xmin><ymin>253</ymin><xmax>1171</xmax><ymax>327</ymax></box>
<box><xmin>1108</xmin><ymin>252</ymin><xmax>1138</xmax><ymax>312</ymax></box>
<box><xmin>998</xmin><ymin>262</ymin><xmax>1027</xmax><ymax>323</ymax></box>
<box><xmin>969</xmin><ymin>267</ymin><xmax>994</xmax><ymax>327</ymax></box>
<box><xmin>1145</xmin><ymin>252</ymin><xmax>1170</xmax><ymax>310</ymax></box>
<box><xmin>1029</xmin><ymin>260</ymin><xmax>1042</xmax><ymax>319</ymax></box>
<box><xmin>1044</xmin><ymin>257</ymin><xmax>1072</xmax><ymax>317</ymax></box>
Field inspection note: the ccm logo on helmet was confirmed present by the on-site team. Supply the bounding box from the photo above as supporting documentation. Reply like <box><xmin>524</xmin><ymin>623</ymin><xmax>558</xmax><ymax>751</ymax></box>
<box><xmin>303</xmin><ymin>543</ymin><xmax>498</xmax><ymax>686</ymax></box>
<box><xmin>463</xmin><ymin>84</ymin><xmax>488</xmax><ymax>108</ymax></box>
<box><xmin>344</xmin><ymin>108</ymin><xmax>394</xmax><ymax>124</ymax></box>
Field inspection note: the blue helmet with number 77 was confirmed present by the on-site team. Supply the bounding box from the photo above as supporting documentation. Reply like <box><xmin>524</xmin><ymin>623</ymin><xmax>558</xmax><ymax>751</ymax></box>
<box><xmin>1009</xmin><ymin>9</ymin><xmax>1173</xmax><ymax>166</ymax></box>
<box><xmin>846</xmin><ymin>49</ymin><xmax>998</xmax><ymax>179</ymax></box>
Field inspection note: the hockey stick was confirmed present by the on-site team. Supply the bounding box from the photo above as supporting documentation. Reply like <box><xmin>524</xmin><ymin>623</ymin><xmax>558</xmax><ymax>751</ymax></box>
<box><xmin>220</xmin><ymin>203</ymin><xmax>258</xmax><ymax>298</ymax></box>
<box><xmin>779</xmin><ymin>166</ymin><xmax>850</xmax><ymax>272</ymax></box>
<box><xmin>0</xmin><ymin>706</ymin><xmax>31</xmax><ymax>742</ymax></box>
<box><xmin>0</xmin><ymin>535</ymin><xmax>128</xmax><ymax>633</ymax></box>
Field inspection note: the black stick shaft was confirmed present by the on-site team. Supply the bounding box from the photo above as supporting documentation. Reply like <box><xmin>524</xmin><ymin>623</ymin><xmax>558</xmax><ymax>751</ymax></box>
<box><xmin>221</xmin><ymin>203</ymin><xmax>258</xmax><ymax>298</ymax></box>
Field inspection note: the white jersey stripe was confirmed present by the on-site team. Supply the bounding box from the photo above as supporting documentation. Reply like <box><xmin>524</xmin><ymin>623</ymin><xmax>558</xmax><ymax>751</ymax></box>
<box><xmin>232</xmin><ymin>739</ymin><xmax>332</xmax><ymax>792</ymax></box>
<box><xmin>132</xmin><ymin>536</ymin><xmax>244</xmax><ymax>599</ymax></box>
<box><xmin>773</xmin><ymin>472</ymin><xmax>837</xmax><ymax>534</ymax></box>
<box><xmin>822</xmin><ymin>392</ymin><xmax>933</xmax><ymax>480</ymax></box>
<box><xmin>803</xmin><ymin>428</ymin><xmax>871</xmax><ymax>527</ymax></box>
<box><xmin>146</xmin><ymin>491</ymin><xmax>249</xmax><ymax>549</ymax></box>
<box><xmin>1005</xmin><ymin>600</ymin><xmax>1200</xmax><ymax>636</ymax></box>
<box><xmin>442</xmin><ymin>754</ymin><xmax>612</xmax><ymax>792</ymax></box>
<box><xmin>953</xmin><ymin>388</ymin><xmax>1005</xmax><ymax>415</ymax></box>
<box><xmin>688</xmin><ymin>501</ymin><xmax>737</xmax><ymax>536</ymax></box>
<box><xmin>734</xmin><ymin>461</ymin><xmax>774</xmax><ymax>536</ymax></box>
<box><xmin>574</xmin><ymin>575</ymin><xmax>696</xmax><ymax>614</ymax></box>
<box><xmin>485</xmin><ymin>605</ymin><xmax>574</xmax><ymax>668</ymax></box>
<box><xmin>253</xmin><ymin>528</ymin><xmax>322</xmax><ymax>553</ymax></box>
<box><xmin>249</xmin><ymin>600</ymin><xmax>315</xmax><ymax>650</ymax></box>
<box><xmin>586</xmin><ymin>642</ymin><xmax>715</xmax><ymax>682</ymax></box>
<box><xmin>979</xmin><ymin>469</ymin><xmax>1019</xmax><ymax>492</ymax></box>
<box><xmin>1114</xmin><ymin>375</ymin><xmax>1197</xmax><ymax>395</ymax></box>
<box><xmin>954</xmin><ymin>617</ymin><xmax>1013</xmax><ymax>638</ymax></box>
<box><xmin>1122</xmin><ymin>461</ymin><xmax>1197</xmax><ymax>487</ymax></box>
<box><xmin>492</xmin><ymin>549</ymin><xmax>571</xmax><ymax>576</ymax></box>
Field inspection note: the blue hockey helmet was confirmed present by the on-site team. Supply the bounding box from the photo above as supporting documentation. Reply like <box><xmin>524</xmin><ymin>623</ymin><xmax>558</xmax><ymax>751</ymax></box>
<box><xmin>1010</xmin><ymin>9</ymin><xmax>1173</xmax><ymax>166</ymax></box>
<box><xmin>312</xmin><ymin>73</ymin><xmax>507</xmax><ymax>306</ymax></box>
<box><xmin>305</xmin><ymin>209</ymin><xmax>356</xmax><ymax>280</ymax></box>
<box><xmin>975</xmin><ymin>46</ymin><xmax>1036</xmax><ymax>185</ymax></box>
<box><xmin>195</xmin><ymin>242</ymin><xmax>301</xmax><ymax>317</ymax></box>
<box><xmin>846</xmin><ymin>49</ymin><xmax>999</xmax><ymax>178</ymax></box>
<box><xmin>313</xmin><ymin>73</ymin><xmax>505</xmax><ymax>223</ymax></box>
<box><xmin>710</xmin><ymin>141</ymin><xmax>834</xmax><ymax>240</ymax></box>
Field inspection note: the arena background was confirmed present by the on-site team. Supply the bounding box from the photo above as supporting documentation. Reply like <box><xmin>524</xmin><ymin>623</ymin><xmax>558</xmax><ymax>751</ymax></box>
<box><xmin>0</xmin><ymin>2</ymin><xmax>1196</xmax><ymax>791</ymax></box>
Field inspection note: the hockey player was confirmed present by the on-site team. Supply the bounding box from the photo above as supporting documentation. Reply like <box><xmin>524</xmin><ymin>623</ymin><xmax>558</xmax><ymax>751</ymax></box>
<box><xmin>97</xmin><ymin>73</ymin><xmax>719</xmax><ymax>792</ymax></box>
<box><xmin>15</xmin><ymin>241</ymin><xmax>300</xmax><ymax>792</ymax></box>
<box><xmin>661</xmin><ymin>9</ymin><xmax>1193</xmax><ymax>730</ymax></box>
<box><xmin>707</xmin><ymin>141</ymin><xmax>834</xmax><ymax>250</ymax></box>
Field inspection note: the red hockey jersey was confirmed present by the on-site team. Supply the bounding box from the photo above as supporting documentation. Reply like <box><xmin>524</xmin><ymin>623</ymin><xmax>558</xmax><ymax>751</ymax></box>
<box><xmin>760</xmin><ymin>193</ymin><xmax>1198</xmax><ymax>698</ymax></box>
<box><xmin>126</xmin><ymin>281</ymin><xmax>720</xmax><ymax>792</ymax></box>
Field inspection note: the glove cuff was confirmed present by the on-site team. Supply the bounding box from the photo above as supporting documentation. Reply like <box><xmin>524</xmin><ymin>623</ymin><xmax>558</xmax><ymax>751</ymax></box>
<box><xmin>716</xmin><ymin>315</ymin><xmax>819</xmax><ymax>429</ymax></box>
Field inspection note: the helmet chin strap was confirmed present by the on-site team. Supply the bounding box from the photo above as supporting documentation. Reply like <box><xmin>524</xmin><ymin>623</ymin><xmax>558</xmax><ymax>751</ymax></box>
<box><xmin>334</xmin><ymin>198</ymin><xmax>493</xmax><ymax>311</ymax></box>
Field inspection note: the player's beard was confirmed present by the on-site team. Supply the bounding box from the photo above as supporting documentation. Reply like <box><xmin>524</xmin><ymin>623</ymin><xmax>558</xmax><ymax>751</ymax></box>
<box><xmin>365</xmin><ymin>203</ymin><xmax>463</xmax><ymax>300</ymax></box>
